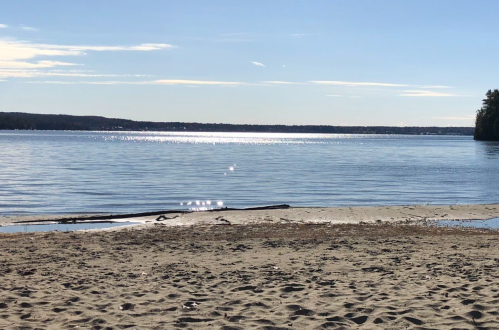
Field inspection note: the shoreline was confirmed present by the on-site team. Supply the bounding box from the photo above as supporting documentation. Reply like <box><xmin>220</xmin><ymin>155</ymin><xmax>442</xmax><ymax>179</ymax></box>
<box><xmin>1</xmin><ymin>203</ymin><xmax>499</xmax><ymax>228</ymax></box>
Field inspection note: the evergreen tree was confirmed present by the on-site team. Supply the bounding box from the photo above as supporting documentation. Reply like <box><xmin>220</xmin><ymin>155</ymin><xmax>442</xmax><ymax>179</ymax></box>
<box><xmin>475</xmin><ymin>89</ymin><xmax>499</xmax><ymax>141</ymax></box>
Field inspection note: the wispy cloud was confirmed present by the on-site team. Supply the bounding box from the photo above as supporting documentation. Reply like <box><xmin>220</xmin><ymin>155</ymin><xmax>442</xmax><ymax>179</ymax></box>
<box><xmin>416</xmin><ymin>85</ymin><xmax>453</xmax><ymax>89</ymax></box>
<box><xmin>0</xmin><ymin>38</ymin><xmax>175</xmax><ymax>69</ymax></box>
<box><xmin>21</xmin><ymin>26</ymin><xmax>38</xmax><ymax>32</ymax></box>
<box><xmin>0</xmin><ymin>69</ymin><xmax>152</xmax><ymax>78</ymax></box>
<box><xmin>262</xmin><ymin>80</ymin><xmax>454</xmax><ymax>90</ymax></box>
<box><xmin>0</xmin><ymin>60</ymin><xmax>79</xmax><ymax>69</ymax></box>
<box><xmin>325</xmin><ymin>94</ymin><xmax>342</xmax><ymax>97</ymax></box>
<box><xmin>251</xmin><ymin>61</ymin><xmax>266</xmax><ymax>68</ymax></box>
<box><xmin>290</xmin><ymin>33</ymin><xmax>318</xmax><ymax>37</ymax></box>
<box><xmin>310</xmin><ymin>80</ymin><xmax>407</xmax><ymax>87</ymax></box>
<box><xmin>26</xmin><ymin>79</ymin><xmax>244</xmax><ymax>86</ymax></box>
<box><xmin>151</xmin><ymin>79</ymin><xmax>242</xmax><ymax>86</ymax></box>
<box><xmin>44</xmin><ymin>43</ymin><xmax>175</xmax><ymax>52</ymax></box>
<box><xmin>400</xmin><ymin>90</ymin><xmax>462</xmax><ymax>97</ymax></box>
<box><xmin>0</xmin><ymin>24</ymin><xmax>7</xmax><ymax>29</ymax></box>
<box><xmin>262</xmin><ymin>81</ymin><xmax>304</xmax><ymax>85</ymax></box>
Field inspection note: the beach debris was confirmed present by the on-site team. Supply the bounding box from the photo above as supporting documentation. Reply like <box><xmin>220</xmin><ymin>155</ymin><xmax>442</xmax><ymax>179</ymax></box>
<box><xmin>17</xmin><ymin>268</ymin><xmax>36</xmax><ymax>276</ymax></box>
<box><xmin>156</xmin><ymin>215</ymin><xmax>179</xmax><ymax>221</ymax></box>
<box><xmin>182</xmin><ymin>301</ymin><xmax>198</xmax><ymax>309</ymax></box>
<box><xmin>215</xmin><ymin>217</ymin><xmax>231</xmax><ymax>225</ymax></box>
<box><xmin>272</xmin><ymin>266</ymin><xmax>280</xmax><ymax>270</ymax></box>
<box><xmin>141</xmin><ymin>271</ymin><xmax>148</xmax><ymax>276</ymax></box>
<box><xmin>119</xmin><ymin>303</ymin><xmax>135</xmax><ymax>311</ymax></box>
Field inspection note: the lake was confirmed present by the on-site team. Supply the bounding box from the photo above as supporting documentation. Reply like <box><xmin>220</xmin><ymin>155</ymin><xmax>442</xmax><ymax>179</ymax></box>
<box><xmin>1</xmin><ymin>131</ymin><xmax>498</xmax><ymax>216</ymax></box>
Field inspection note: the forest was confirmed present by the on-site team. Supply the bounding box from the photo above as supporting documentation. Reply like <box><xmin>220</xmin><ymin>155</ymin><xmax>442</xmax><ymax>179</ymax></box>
<box><xmin>0</xmin><ymin>112</ymin><xmax>474</xmax><ymax>136</ymax></box>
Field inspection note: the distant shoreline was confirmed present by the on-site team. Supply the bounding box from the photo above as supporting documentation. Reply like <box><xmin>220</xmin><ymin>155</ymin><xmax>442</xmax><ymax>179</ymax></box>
<box><xmin>0</xmin><ymin>129</ymin><xmax>475</xmax><ymax>136</ymax></box>
<box><xmin>0</xmin><ymin>112</ymin><xmax>475</xmax><ymax>136</ymax></box>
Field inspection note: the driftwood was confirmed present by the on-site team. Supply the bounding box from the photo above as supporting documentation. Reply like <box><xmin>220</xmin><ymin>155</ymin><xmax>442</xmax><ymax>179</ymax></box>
<box><xmin>13</xmin><ymin>204</ymin><xmax>291</xmax><ymax>224</ymax></box>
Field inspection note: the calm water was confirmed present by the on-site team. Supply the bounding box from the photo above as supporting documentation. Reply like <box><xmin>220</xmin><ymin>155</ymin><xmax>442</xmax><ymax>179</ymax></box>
<box><xmin>1</xmin><ymin>131</ymin><xmax>498</xmax><ymax>216</ymax></box>
<box><xmin>0</xmin><ymin>222</ymin><xmax>139</xmax><ymax>233</ymax></box>
<box><xmin>436</xmin><ymin>218</ymin><xmax>499</xmax><ymax>229</ymax></box>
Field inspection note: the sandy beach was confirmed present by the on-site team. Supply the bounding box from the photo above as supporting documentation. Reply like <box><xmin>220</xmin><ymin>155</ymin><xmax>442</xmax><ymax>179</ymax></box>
<box><xmin>1</xmin><ymin>205</ymin><xmax>499</xmax><ymax>329</ymax></box>
<box><xmin>2</xmin><ymin>203</ymin><xmax>499</xmax><ymax>227</ymax></box>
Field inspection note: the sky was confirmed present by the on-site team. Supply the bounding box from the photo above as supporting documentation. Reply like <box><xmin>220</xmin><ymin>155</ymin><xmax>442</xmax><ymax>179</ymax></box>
<box><xmin>1</xmin><ymin>0</ymin><xmax>498</xmax><ymax>126</ymax></box>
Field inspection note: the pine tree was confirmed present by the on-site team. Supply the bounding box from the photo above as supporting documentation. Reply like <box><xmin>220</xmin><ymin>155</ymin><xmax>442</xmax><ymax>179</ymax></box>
<box><xmin>474</xmin><ymin>89</ymin><xmax>499</xmax><ymax>141</ymax></box>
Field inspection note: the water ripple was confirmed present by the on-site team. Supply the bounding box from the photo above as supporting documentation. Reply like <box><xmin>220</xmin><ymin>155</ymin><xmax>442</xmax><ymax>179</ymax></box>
<box><xmin>0</xmin><ymin>131</ymin><xmax>498</xmax><ymax>215</ymax></box>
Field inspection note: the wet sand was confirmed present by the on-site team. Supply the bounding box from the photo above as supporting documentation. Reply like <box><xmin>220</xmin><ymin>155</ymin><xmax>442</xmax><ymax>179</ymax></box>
<box><xmin>2</xmin><ymin>221</ymin><xmax>499</xmax><ymax>329</ymax></box>
<box><xmin>2</xmin><ymin>203</ymin><xmax>499</xmax><ymax>227</ymax></box>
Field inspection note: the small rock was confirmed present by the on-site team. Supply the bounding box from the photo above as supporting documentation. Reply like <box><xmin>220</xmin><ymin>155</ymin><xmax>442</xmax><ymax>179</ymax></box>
<box><xmin>119</xmin><ymin>303</ymin><xmax>135</xmax><ymax>311</ymax></box>
<box><xmin>182</xmin><ymin>301</ymin><xmax>198</xmax><ymax>309</ymax></box>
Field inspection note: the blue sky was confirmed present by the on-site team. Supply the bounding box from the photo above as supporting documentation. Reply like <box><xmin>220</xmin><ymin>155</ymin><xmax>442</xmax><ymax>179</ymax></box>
<box><xmin>1</xmin><ymin>0</ymin><xmax>498</xmax><ymax>126</ymax></box>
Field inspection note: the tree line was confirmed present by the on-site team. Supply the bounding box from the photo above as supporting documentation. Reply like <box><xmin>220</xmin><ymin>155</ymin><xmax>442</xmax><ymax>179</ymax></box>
<box><xmin>0</xmin><ymin>112</ymin><xmax>475</xmax><ymax>136</ymax></box>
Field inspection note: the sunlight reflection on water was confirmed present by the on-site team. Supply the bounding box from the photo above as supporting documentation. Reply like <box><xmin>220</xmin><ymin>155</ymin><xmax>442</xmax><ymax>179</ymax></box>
<box><xmin>180</xmin><ymin>200</ymin><xmax>223</xmax><ymax>211</ymax></box>
<box><xmin>1</xmin><ymin>131</ymin><xmax>498</xmax><ymax>216</ymax></box>
<box><xmin>95</xmin><ymin>131</ymin><xmax>358</xmax><ymax>145</ymax></box>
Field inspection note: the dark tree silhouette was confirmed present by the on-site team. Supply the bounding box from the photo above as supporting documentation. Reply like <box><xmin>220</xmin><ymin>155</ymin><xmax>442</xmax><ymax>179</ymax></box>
<box><xmin>475</xmin><ymin>89</ymin><xmax>499</xmax><ymax>141</ymax></box>
<box><xmin>0</xmin><ymin>112</ymin><xmax>475</xmax><ymax>135</ymax></box>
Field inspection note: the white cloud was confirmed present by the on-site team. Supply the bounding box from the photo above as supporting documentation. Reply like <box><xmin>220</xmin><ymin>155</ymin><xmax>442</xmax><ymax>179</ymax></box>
<box><xmin>151</xmin><ymin>79</ymin><xmax>242</xmax><ymax>86</ymax></box>
<box><xmin>0</xmin><ymin>60</ymin><xmax>79</xmax><ymax>69</ymax></box>
<box><xmin>262</xmin><ymin>80</ymin><xmax>454</xmax><ymax>90</ymax></box>
<box><xmin>0</xmin><ymin>69</ymin><xmax>151</xmax><ymax>78</ymax></box>
<box><xmin>25</xmin><ymin>79</ymin><xmax>243</xmax><ymax>86</ymax></box>
<box><xmin>0</xmin><ymin>38</ymin><xmax>175</xmax><ymax>69</ymax></box>
<box><xmin>325</xmin><ymin>94</ymin><xmax>342</xmax><ymax>97</ymax></box>
<box><xmin>21</xmin><ymin>26</ymin><xmax>38</xmax><ymax>32</ymax></box>
<box><xmin>0</xmin><ymin>24</ymin><xmax>7</xmax><ymax>29</ymax></box>
<box><xmin>262</xmin><ymin>81</ymin><xmax>303</xmax><ymax>85</ymax></box>
<box><xmin>47</xmin><ymin>43</ymin><xmax>174</xmax><ymax>52</ymax></box>
<box><xmin>310</xmin><ymin>80</ymin><xmax>407</xmax><ymax>87</ymax></box>
<box><xmin>251</xmin><ymin>61</ymin><xmax>266</xmax><ymax>68</ymax></box>
<box><xmin>416</xmin><ymin>85</ymin><xmax>453</xmax><ymax>89</ymax></box>
<box><xmin>26</xmin><ymin>80</ymin><xmax>133</xmax><ymax>85</ymax></box>
<box><xmin>282</xmin><ymin>64</ymin><xmax>286</xmax><ymax>68</ymax></box>
<box><xmin>290</xmin><ymin>33</ymin><xmax>318</xmax><ymax>37</ymax></box>
<box><xmin>400</xmin><ymin>90</ymin><xmax>461</xmax><ymax>97</ymax></box>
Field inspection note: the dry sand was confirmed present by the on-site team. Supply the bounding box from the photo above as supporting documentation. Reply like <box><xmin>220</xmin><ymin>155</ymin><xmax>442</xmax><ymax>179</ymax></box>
<box><xmin>2</xmin><ymin>220</ymin><xmax>499</xmax><ymax>329</ymax></box>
